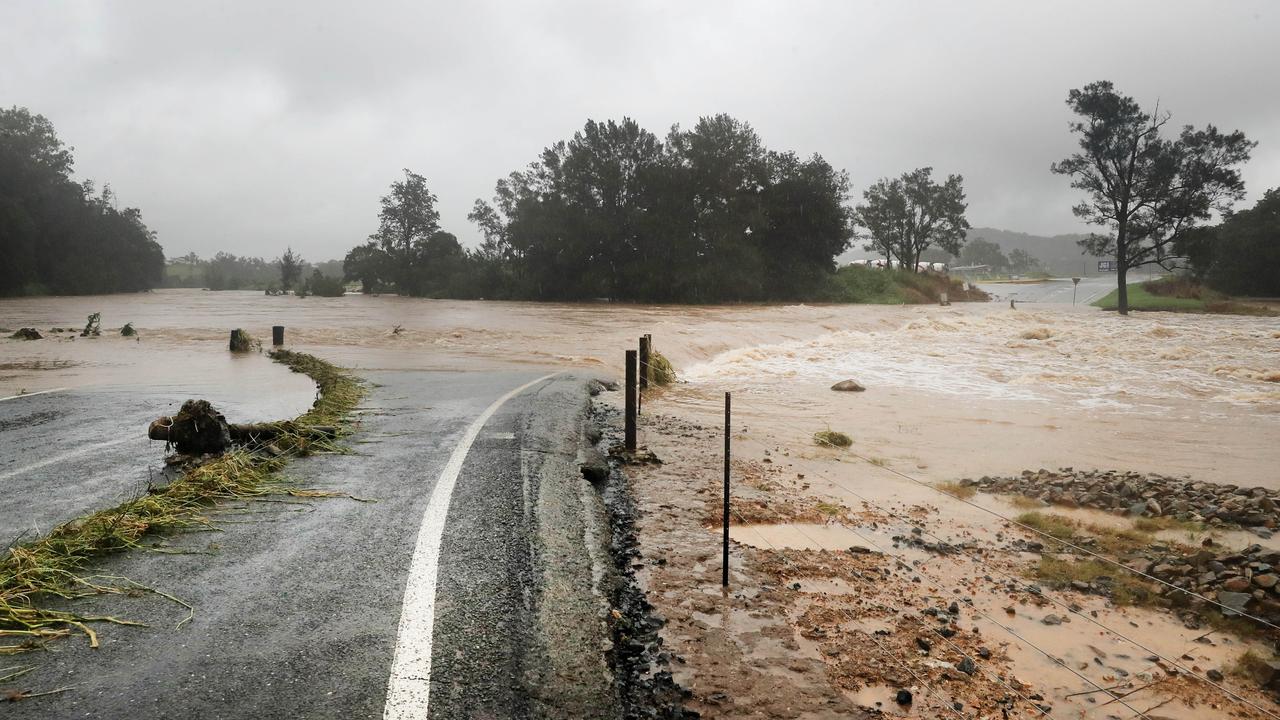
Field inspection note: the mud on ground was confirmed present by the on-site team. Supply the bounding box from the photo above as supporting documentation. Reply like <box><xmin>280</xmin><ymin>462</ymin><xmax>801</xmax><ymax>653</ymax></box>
<box><xmin>618</xmin><ymin>401</ymin><xmax>1280</xmax><ymax>719</ymax></box>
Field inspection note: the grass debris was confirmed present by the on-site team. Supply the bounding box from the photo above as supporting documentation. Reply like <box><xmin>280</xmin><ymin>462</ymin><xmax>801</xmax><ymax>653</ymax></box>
<box><xmin>813</xmin><ymin>429</ymin><xmax>853</xmax><ymax>448</ymax></box>
<box><xmin>0</xmin><ymin>350</ymin><xmax>363</xmax><ymax>655</ymax></box>
<box><xmin>229</xmin><ymin>328</ymin><xmax>253</xmax><ymax>352</ymax></box>
<box><xmin>1031</xmin><ymin>555</ymin><xmax>1158</xmax><ymax>606</ymax></box>
<box><xmin>646</xmin><ymin>350</ymin><xmax>676</xmax><ymax>386</ymax></box>
<box><xmin>120</xmin><ymin>322</ymin><xmax>136</xmax><ymax>337</ymax></box>
<box><xmin>934</xmin><ymin>481</ymin><xmax>976</xmax><ymax>499</ymax></box>
<box><xmin>1229</xmin><ymin>649</ymin><xmax>1277</xmax><ymax>682</ymax></box>
<box><xmin>80</xmin><ymin>313</ymin><xmax>100</xmax><ymax>337</ymax></box>
<box><xmin>1016</xmin><ymin>511</ymin><xmax>1154</xmax><ymax>555</ymax></box>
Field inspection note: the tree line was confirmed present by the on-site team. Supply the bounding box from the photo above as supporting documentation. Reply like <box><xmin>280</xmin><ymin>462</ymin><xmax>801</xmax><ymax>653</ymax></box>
<box><xmin>1</xmin><ymin>107</ymin><xmax>164</xmax><ymax>296</ymax></box>
<box><xmin>344</xmin><ymin>115</ymin><xmax>979</xmax><ymax>302</ymax></box>
<box><xmin>4</xmin><ymin>90</ymin><xmax>1269</xmax><ymax>308</ymax></box>
<box><xmin>163</xmin><ymin>250</ymin><xmax>345</xmax><ymax>293</ymax></box>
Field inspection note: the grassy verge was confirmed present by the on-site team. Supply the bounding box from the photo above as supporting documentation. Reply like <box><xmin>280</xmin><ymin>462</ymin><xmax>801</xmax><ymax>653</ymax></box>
<box><xmin>824</xmin><ymin>265</ymin><xmax>990</xmax><ymax>304</ymax></box>
<box><xmin>1094</xmin><ymin>276</ymin><xmax>1277</xmax><ymax>315</ymax></box>
<box><xmin>0</xmin><ymin>349</ymin><xmax>364</xmax><ymax>654</ymax></box>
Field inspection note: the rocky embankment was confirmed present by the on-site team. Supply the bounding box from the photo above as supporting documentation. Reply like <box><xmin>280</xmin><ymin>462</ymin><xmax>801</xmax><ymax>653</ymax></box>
<box><xmin>968</xmin><ymin>468</ymin><xmax>1279</xmax><ymax>536</ymax></box>
<box><xmin>967</xmin><ymin>469</ymin><xmax>1280</xmax><ymax>637</ymax></box>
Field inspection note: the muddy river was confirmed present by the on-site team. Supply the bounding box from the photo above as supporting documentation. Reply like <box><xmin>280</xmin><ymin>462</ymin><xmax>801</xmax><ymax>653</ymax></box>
<box><xmin>1</xmin><ymin>288</ymin><xmax>1277</xmax><ymax>485</ymax></box>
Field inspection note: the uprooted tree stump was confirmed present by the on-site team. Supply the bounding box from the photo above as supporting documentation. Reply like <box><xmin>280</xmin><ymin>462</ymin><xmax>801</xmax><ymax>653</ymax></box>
<box><xmin>229</xmin><ymin>328</ymin><xmax>253</xmax><ymax>352</ymax></box>
<box><xmin>148</xmin><ymin>399</ymin><xmax>338</xmax><ymax>456</ymax></box>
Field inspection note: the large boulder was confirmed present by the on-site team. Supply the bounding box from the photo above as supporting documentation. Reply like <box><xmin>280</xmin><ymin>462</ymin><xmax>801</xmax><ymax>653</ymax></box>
<box><xmin>831</xmin><ymin>379</ymin><xmax>866</xmax><ymax>392</ymax></box>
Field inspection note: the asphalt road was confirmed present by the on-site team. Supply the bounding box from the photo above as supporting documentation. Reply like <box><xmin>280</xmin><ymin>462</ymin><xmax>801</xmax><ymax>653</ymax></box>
<box><xmin>0</xmin><ymin>366</ymin><xmax>616</xmax><ymax>719</ymax></box>
<box><xmin>974</xmin><ymin>276</ymin><xmax>1117</xmax><ymax>305</ymax></box>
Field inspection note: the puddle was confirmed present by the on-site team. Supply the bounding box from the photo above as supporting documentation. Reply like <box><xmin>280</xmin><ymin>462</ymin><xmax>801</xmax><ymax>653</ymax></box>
<box><xmin>849</xmin><ymin>683</ymin><xmax>938</xmax><ymax>716</ymax></box>
<box><xmin>730</xmin><ymin>522</ymin><xmax>869</xmax><ymax>551</ymax></box>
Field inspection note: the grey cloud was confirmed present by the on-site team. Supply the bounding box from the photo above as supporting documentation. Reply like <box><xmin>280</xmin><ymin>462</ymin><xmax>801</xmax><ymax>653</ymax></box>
<box><xmin>3</xmin><ymin>0</ymin><xmax>1276</xmax><ymax>261</ymax></box>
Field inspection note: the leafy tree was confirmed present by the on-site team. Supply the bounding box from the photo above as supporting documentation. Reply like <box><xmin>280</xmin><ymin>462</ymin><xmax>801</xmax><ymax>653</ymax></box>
<box><xmin>343</xmin><ymin>241</ymin><xmax>390</xmax><ymax>293</ymax></box>
<box><xmin>1051</xmin><ymin>81</ymin><xmax>1255</xmax><ymax>314</ymax></box>
<box><xmin>1007</xmin><ymin>248</ymin><xmax>1042</xmax><ymax>274</ymax></box>
<box><xmin>370</xmin><ymin>169</ymin><xmax>441</xmax><ymax>291</ymax></box>
<box><xmin>854</xmin><ymin>167</ymin><xmax>969</xmax><ymax>271</ymax></box>
<box><xmin>1</xmin><ymin>106</ymin><xmax>163</xmax><ymax>295</ymax></box>
<box><xmin>303</xmin><ymin>269</ymin><xmax>346</xmax><ymax>297</ymax></box>
<box><xmin>1180</xmin><ymin>188</ymin><xmax>1280</xmax><ymax>296</ymax></box>
<box><xmin>958</xmin><ymin>238</ymin><xmax>1008</xmax><ymax>271</ymax></box>
<box><xmin>463</xmin><ymin>114</ymin><xmax>852</xmax><ymax>302</ymax></box>
<box><xmin>278</xmin><ymin>246</ymin><xmax>302</xmax><ymax>290</ymax></box>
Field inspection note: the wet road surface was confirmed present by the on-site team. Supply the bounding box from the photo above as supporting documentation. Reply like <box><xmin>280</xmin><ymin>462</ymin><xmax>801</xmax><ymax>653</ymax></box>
<box><xmin>0</xmin><ymin>366</ymin><xmax>616</xmax><ymax>719</ymax></box>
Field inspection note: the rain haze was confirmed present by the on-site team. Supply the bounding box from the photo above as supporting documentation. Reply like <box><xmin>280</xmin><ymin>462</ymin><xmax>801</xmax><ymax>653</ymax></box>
<box><xmin>5</xmin><ymin>4</ymin><xmax>1280</xmax><ymax>720</ymax></box>
<box><xmin>3</xmin><ymin>0</ymin><xmax>1278</xmax><ymax>260</ymax></box>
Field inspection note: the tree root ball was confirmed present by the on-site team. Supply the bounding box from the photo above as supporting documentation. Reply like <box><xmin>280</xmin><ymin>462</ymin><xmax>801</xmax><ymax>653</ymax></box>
<box><xmin>149</xmin><ymin>399</ymin><xmax>232</xmax><ymax>455</ymax></box>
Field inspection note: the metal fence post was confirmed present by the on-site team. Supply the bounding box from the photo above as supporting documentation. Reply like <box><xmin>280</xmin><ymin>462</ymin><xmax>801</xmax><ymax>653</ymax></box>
<box><xmin>625</xmin><ymin>350</ymin><xmax>637</xmax><ymax>453</ymax></box>
<box><xmin>723</xmin><ymin>391</ymin><xmax>731</xmax><ymax>588</ymax></box>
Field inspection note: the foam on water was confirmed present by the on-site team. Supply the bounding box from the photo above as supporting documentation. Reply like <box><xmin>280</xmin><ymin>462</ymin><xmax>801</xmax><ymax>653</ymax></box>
<box><xmin>683</xmin><ymin>308</ymin><xmax>1280</xmax><ymax>418</ymax></box>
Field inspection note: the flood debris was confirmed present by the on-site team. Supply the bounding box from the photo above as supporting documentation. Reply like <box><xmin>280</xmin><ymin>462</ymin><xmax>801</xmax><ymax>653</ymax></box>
<box><xmin>147</xmin><ymin>399</ymin><xmax>339</xmax><ymax>457</ymax></box>
<box><xmin>831</xmin><ymin>379</ymin><xmax>866</xmax><ymax>392</ymax></box>
<box><xmin>813</xmin><ymin>429</ymin><xmax>853</xmax><ymax>448</ymax></box>
<box><xmin>80</xmin><ymin>313</ymin><xmax>100</xmax><ymax>337</ymax></box>
<box><xmin>1</xmin><ymin>351</ymin><xmax>364</xmax><ymax>655</ymax></box>
<box><xmin>8</xmin><ymin>328</ymin><xmax>42</xmax><ymax>341</ymax></box>
<box><xmin>228</xmin><ymin>328</ymin><xmax>253</xmax><ymax>352</ymax></box>
<box><xmin>646</xmin><ymin>351</ymin><xmax>676</xmax><ymax>386</ymax></box>
<box><xmin>119</xmin><ymin>322</ymin><xmax>136</xmax><ymax>337</ymax></box>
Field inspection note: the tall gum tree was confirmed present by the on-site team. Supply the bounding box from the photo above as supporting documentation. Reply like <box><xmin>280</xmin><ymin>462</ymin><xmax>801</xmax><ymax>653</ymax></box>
<box><xmin>1050</xmin><ymin>81</ymin><xmax>1254</xmax><ymax>314</ymax></box>
<box><xmin>854</xmin><ymin>167</ymin><xmax>969</xmax><ymax>271</ymax></box>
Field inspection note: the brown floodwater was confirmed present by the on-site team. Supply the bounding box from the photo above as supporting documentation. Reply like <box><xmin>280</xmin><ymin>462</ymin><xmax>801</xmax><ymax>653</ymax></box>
<box><xmin>1</xmin><ymin>288</ymin><xmax>1277</xmax><ymax>483</ymax></box>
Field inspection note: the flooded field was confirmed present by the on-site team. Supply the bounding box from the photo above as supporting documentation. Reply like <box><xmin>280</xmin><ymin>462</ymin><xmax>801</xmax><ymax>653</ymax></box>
<box><xmin>2</xmin><ymin>288</ymin><xmax>1277</xmax><ymax>485</ymax></box>
<box><xmin>3</xmin><ymin>288</ymin><xmax>1278</xmax><ymax>717</ymax></box>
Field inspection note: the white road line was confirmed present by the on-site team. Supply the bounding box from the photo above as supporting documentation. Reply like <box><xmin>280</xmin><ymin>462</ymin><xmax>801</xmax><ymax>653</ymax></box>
<box><xmin>0</xmin><ymin>437</ymin><xmax>136</xmax><ymax>482</ymax></box>
<box><xmin>0</xmin><ymin>387</ymin><xmax>70</xmax><ymax>403</ymax></box>
<box><xmin>383</xmin><ymin>372</ymin><xmax>560</xmax><ymax>720</ymax></box>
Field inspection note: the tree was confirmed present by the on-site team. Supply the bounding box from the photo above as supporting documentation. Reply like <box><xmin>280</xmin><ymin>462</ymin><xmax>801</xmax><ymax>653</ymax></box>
<box><xmin>1179</xmin><ymin>187</ymin><xmax>1280</xmax><ymax>296</ymax></box>
<box><xmin>370</xmin><ymin>169</ymin><xmax>441</xmax><ymax>292</ymax></box>
<box><xmin>278</xmin><ymin>247</ymin><xmax>302</xmax><ymax>290</ymax></box>
<box><xmin>854</xmin><ymin>167</ymin><xmax>969</xmax><ymax>271</ymax></box>
<box><xmin>958</xmin><ymin>238</ymin><xmax>1008</xmax><ymax>271</ymax></box>
<box><xmin>343</xmin><ymin>241</ymin><xmax>389</xmax><ymax>293</ymax></box>
<box><xmin>1</xmin><ymin>106</ymin><xmax>163</xmax><ymax>295</ymax></box>
<box><xmin>1050</xmin><ymin>81</ymin><xmax>1255</xmax><ymax>314</ymax></box>
<box><xmin>1007</xmin><ymin>248</ymin><xmax>1042</xmax><ymax>275</ymax></box>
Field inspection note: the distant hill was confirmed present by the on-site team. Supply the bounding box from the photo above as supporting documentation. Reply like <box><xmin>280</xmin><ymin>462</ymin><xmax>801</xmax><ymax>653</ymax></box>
<box><xmin>840</xmin><ymin>226</ymin><xmax>1111</xmax><ymax>277</ymax></box>
<box><xmin>963</xmin><ymin>227</ymin><xmax>1105</xmax><ymax>277</ymax></box>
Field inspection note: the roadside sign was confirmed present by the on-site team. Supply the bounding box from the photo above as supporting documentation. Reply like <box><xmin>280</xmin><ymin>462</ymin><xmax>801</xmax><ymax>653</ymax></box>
<box><xmin>1097</xmin><ymin>261</ymin><xmax>1117</xmax><ymax>272</ymax></box>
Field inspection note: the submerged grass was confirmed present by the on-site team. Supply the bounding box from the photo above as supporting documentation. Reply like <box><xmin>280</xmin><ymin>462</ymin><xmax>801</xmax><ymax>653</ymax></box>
<box><xmin>1032</xmin><ymin>555</ymin><xmax>1159</xmax><ymax>607</ymax></box>
<box><xmin>1016</xmin><ymin>510</ymin><xmax>1158</xmax><ymax>555</ymax></box>
<box><xmin>0</xmin><ymin>349</ymin><xmax>364</xmax><ymax>655</ymax></box>
<box><xmin>934</xmin><ymin>481</ymin><xmax>976</xmax><ymax>500</ymax></box>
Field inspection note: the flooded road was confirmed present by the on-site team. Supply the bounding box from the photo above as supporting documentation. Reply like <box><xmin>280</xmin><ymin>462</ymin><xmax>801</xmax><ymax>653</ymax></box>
<box><xmin>2</xmin><ymin>288</ymin><xmax>1277</xmax><ymax>488</ymax></box>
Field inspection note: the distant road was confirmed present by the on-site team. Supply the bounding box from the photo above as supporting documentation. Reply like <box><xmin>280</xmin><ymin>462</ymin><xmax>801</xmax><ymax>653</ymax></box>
<box><xmin>974</xmin><ymin>276</ymin><xmax>1119</xmax><ymax>305</ymax></box>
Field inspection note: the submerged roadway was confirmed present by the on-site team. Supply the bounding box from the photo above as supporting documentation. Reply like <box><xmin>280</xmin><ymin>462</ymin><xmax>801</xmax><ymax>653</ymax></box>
<box><xmin>0</xmin><ymin>365</ymin><xmax>619</xmax><ymax>719</ymax></box>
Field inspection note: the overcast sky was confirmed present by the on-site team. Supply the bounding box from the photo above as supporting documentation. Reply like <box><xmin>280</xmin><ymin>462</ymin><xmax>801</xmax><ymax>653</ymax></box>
<box><xmin>3</xmin><ymin>1</ymin><xmax>1277</xmax><ymax>261</ymax></box>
